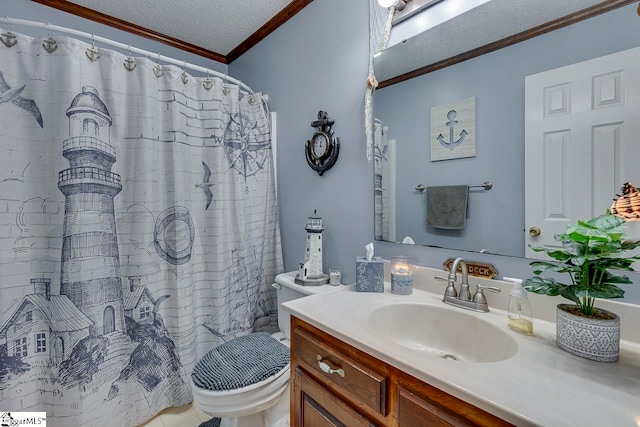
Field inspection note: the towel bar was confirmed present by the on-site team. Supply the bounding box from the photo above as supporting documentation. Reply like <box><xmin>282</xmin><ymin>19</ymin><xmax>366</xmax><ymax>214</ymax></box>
<box><xmin>415</xmin><ymin>181</ymin><xmax>492</xmax><ymax>192</ymax></box>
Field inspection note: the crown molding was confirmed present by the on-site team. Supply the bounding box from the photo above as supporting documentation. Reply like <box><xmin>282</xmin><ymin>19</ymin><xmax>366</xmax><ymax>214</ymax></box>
<box><xmin>32</xmin><ymin>0</ymin><xmax>313</xmax><ymax>64</ymax></box>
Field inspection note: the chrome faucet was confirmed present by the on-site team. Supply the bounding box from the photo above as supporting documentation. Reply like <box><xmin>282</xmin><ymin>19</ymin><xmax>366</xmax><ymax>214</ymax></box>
<box><xmin>435</xmin><ymin>257</ymin><xmax>501</xmax><ymax>312</ymax></box>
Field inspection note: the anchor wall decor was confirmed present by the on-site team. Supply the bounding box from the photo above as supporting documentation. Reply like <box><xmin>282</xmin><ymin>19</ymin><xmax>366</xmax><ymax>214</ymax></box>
<box><xmin>430</xmin><ymin>96</ymin><xmax>476</xmax><ymax>161</ymax></box>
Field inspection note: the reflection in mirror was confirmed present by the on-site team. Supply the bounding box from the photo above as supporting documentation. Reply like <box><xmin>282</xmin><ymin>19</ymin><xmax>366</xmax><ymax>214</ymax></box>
<box><xmin>373</xmin><ymin>2</ymin><xmax>640</xmax><ymax>258</ymax></box>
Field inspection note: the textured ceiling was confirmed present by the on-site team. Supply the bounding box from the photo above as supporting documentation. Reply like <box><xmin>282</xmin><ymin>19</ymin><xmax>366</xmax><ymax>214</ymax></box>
<box><xmin>67</xmin><ymin>0</ymin><xmax>296</xmax><ymax>56</ymax></box>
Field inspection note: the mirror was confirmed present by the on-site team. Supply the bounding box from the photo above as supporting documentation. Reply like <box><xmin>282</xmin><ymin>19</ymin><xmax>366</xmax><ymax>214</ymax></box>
<box><xmin>373</xmin><ymin>1</ymin><xmax>640</xmax><ymax>258</ymax></box>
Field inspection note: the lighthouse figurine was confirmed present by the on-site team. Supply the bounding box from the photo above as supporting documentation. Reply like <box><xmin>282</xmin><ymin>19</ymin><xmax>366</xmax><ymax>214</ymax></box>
<box><xmin>295</xmin><ymin>210</ymin><xmax>329</xmax><ymax>286</ymax></box>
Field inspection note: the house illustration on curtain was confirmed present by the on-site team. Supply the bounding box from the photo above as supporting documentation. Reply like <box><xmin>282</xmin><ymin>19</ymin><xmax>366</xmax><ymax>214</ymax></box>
<box><xmin>0</xmin><ymin>278</ymin><xmax>93</xmax><ymax>366</ymax></box>
<box><xmin>123</xmin><ymin>276</ymin><xmax>156</xmax><ymax>323</ymax></box>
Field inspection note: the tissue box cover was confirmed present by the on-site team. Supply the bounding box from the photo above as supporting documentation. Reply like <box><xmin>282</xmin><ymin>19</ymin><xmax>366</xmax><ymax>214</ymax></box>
<box><xmin>356</xmin><ymin>257</ymin><xmax>384</xmax><ymax>292</ymax></box>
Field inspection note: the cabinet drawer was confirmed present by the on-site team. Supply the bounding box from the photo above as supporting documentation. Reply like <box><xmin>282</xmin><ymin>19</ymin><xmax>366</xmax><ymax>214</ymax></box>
<box><xmin>293</xmin><ymin>367</ymin><xmax>376</xmax><ymax>427</ymax></box>
<box><xmin>293</xmin><ymin>327</ymin><xmax>388</xmax><ymax>415</ymax></box>
<box><xmin>399</xmin><ymin>387</ymin><xmax>471</xmax><ymax>427</ymax></box>
<box><xmin>398</xmin><ymin>386</ymin><xmax>513</xmax><ymax>427</ymax></box>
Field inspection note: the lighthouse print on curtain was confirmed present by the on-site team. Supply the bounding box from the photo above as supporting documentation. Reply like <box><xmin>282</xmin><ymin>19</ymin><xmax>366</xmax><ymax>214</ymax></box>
<box><xmin>0</xmin><ymin>31</ymin><xmax>283</xmax><ymax>426</ymax></box>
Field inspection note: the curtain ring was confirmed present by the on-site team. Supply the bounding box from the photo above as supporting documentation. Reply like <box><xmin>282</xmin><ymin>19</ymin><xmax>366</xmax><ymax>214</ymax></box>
<box><xmin>42</xmin><ymin>22</ymin><xmax>57</xmax><ymax>53</ymax></box>
<box><xmin>1</xmin><ymin>16</ymin><xmax>17</xmax><ymax>48</ymax></box>
<box><xmin>85</xmin><ymin>33</ymin><xmax>100</xmax><ymax>62</ymax></box>
<box><xmin>181</xmin><ymin>60</ymin><xmax>189</xmax><ymax>84</ymax></box>
<box><xmin>153</xmin><ymin>52</ymin><xmax>164</xmax><ymax>78</ymax></box>
<box><xmin>124</xmin><ymin>44</ymin><xmax>136</xmax><ymax>71</ymax></box>
<box><xmin>222</xmin><ymin>75</ymin><xmax>230</xmax><ymax>96</ymax></box>
<box><xmin>203</xmin><ymin>67</ymin><xmax>213</xmax><ymax>90</ymax></box>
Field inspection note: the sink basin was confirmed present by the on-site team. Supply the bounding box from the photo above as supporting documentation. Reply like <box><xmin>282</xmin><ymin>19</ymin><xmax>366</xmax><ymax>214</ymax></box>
<box><xmin>369</xmin><ymin>303</ymin><xmax>517</xmax><ymax>363</ymax></box>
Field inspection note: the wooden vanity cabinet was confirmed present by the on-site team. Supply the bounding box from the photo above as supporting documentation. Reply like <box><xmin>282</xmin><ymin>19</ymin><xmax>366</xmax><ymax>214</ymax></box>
<box><xmin>291</xmin><ymin>316</ymin><xmax>513</xmax><ymax>427</ymax></box>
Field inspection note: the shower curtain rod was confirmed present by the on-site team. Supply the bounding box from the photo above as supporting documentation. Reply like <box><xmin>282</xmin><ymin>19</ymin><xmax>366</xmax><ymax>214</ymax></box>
<box><xmin>4</xmin><ymin>17</ymin><xmax>257</xmax><ymax>95</ymax></box>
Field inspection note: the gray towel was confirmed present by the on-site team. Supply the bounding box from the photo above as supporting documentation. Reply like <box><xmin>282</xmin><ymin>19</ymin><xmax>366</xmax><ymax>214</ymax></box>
<box><xmin>426</xmin><ymin>185</ymin><xmax>468</xmax><ymax>229</ymax></box>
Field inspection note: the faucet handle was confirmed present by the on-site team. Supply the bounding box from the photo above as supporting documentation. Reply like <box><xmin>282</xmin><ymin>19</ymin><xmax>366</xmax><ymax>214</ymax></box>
<box><xmin>472</xmin><ymin>284</ymin><xmax>501</xmax><ymax>304</ymax></box>
<box><xmin>477</xmin><ymin>284</ymin><xmax>501</xmax><ymax>293</ymax></box>
<box><xmin>435</xmin><ymin>275</ymin><xmax>457</xmax><ymax>298</ymax></box>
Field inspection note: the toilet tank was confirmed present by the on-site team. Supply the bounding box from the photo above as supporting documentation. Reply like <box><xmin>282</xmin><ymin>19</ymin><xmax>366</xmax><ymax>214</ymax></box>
<box><xmin>274</xmin><ymin>272</ymin><xmax>337</xmax><ymax>340</ymax></box>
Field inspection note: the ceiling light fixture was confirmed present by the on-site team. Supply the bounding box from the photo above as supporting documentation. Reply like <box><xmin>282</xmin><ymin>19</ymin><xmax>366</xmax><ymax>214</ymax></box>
<box><xmin>378</xmin><ymin>0</ymin><xmax>408</xmax><ymax>11</ymax></box>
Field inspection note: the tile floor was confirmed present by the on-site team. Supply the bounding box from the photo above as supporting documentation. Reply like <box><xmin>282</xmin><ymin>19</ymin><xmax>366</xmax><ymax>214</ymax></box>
<box><xmin>137</xmin><ymin>404</ymin><xmax>211</xmax><ymax>427</ymax></box>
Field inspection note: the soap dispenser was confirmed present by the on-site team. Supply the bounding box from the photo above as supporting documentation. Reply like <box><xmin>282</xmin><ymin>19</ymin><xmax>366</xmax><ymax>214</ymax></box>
<box><xmin>504</xmin><ymin>277</ymin><xmax>534</xmax><ymax>336</ymax></box>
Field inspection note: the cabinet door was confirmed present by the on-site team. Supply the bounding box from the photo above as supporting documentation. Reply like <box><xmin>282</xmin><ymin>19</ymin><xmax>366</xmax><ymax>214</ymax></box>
<box><xmin>293</xmin><ymin>367</ymin><xmax>375</xmax><ymax>427</ymax></box>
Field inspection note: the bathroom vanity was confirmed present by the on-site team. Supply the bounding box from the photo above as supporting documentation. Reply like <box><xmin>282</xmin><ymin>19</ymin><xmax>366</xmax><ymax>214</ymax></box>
<box><xmin>280</xmin><ymin>270</ymin><xmax>640</xmax><ymax>426</ymax></box>
<box><xmin>291</xmin><ymin>316</ymin><xmax>510</xmax><ymax>426</ymax></box>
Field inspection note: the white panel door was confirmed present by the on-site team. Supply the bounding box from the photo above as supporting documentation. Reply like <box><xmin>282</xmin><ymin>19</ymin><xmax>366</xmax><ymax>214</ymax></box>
<box><xmin>525</xmin><ymin>46</ymin><xmax>640</xmax><ymax>258</ymax></box>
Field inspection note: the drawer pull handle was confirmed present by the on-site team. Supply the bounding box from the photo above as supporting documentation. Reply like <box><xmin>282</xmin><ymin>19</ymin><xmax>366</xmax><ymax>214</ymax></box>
<box><xmin>316</xmin><ymin>355</ymin><xmax>345</xmax><ymax>378</ymax></box>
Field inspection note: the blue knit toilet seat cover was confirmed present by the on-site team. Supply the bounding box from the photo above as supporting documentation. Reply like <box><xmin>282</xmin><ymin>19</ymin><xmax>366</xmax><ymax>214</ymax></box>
<box><xmin>192</xmin><ymin>332</ymin><xmax>290</xmax><ymax>391</ymax></box>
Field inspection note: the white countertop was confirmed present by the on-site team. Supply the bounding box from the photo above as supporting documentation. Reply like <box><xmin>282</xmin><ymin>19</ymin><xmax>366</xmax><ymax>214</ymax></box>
<box><xmin>279</xmin><ymin>272</ymin><xmax>640</xmax><ymax>426</ymax></box>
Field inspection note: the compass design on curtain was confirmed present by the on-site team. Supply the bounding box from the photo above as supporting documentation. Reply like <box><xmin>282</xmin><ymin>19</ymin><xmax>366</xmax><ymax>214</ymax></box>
<box><xmin>223</xmin><ymin>111</ymin><xmax>270</xmax><ymax>187</ymax></box>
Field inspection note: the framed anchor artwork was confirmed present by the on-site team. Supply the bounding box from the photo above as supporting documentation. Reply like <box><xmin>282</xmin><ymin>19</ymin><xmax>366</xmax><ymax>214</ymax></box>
<box><xmin>430</xmin><ymin>96</ymin><xmax>476</xmax><ymax>161</ymax></box>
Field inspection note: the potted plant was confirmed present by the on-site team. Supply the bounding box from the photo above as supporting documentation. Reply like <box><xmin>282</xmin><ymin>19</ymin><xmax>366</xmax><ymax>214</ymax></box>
<box><xmin>523</xmin><ymin>213</ymin><xmax>640</xmax><ymax>362</ymax></box>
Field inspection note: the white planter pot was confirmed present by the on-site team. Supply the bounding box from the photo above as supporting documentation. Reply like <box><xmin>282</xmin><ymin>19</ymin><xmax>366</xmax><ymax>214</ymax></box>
<box><xmin>556</xmin><ymin>304</ymin><xmax>620</xmax><ymax>362</ymax></box>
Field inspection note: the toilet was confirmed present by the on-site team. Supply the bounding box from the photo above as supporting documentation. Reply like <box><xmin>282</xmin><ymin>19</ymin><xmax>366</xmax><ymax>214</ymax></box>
<box><xmin>191</xmin><ymin>272</ymin><xmax>337</xmax><ymax>427</ymax></box>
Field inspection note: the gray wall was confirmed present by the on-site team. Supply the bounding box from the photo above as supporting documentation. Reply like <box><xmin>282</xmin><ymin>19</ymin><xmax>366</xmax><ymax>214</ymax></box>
<box><xmin>2</xmin><ymin>0</ymin><xmax>227</xmax><ymax>75</ymax></box>
<box><xmin>230</xmin><ymin>0</ymin><xmax>372</xmax><ymax>285</ymax></box>
<box><xmin>375</xmin><ymin>3</ymin><xmax>640</xmax><ymax>258</ymax></box>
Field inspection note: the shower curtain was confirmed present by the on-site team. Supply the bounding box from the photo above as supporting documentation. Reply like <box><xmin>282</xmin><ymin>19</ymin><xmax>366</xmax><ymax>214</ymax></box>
<box><xmin>0</xmin><ymin>30</ymin><xmax>283</xmax><ymax>427</ymax></box>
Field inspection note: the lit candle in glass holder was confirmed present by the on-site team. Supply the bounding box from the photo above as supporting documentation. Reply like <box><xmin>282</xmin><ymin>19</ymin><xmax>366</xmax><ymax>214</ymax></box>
<box><xmin>391</xmin><ymin>256</ymin><xmax>413</xmax><ymax>295</ymax></box>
